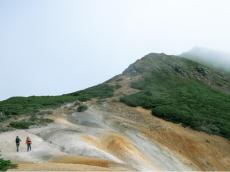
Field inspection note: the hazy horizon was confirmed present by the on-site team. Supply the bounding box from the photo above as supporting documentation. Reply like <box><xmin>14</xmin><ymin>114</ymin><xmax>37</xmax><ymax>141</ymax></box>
<box><xmin>1</xmin><ymin>0</ymin><xmax>230</xmax><ymax>100</ymax></box>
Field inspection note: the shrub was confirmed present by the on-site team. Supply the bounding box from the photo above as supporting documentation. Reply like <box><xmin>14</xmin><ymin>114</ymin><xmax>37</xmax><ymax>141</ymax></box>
<box><xmin>9</xmin><ymin>121</ymin><xmax>35</xmax><ymax>129</ymax></box>
<box><xmin>9</xmin><ymin>116</ymin><xmax>53</xmax><ymax>129</ymax></box>
<box><xmin>0</xmin><ymin>83</ymin><xmax>116</xmax><ymax>120</ymax></box>
<box><xmin>77</xmin><ymin>105</ymin><xmax>88</xmax><ymax>112</ymax></box>
<box><xmin>0</xmin><ymin>96</ymin><xmax>77</xmax><ymax>117</ymax></box>
<box><xmin>29</xmin><ymin>115</ymin><xmax>53</xmax><ymax>125</ymax></box>
<box><xmin>121</xmin><ymin>72</ymin><xmax>230</xmax><ymax>139</ymax></box>
<box><xmin>0</xmin><ymin>157</ymin><xmax>16</xmax><ymax>171</ymax></box>
<box><xmin>68</xmin><ymin>84</ymin><xmax>115</xmax><ymax>101</ymax></box>
<box><xmin>114</xmin><ymin>84</ymin><xmax>122</xmax><ymax>89</ymax></box>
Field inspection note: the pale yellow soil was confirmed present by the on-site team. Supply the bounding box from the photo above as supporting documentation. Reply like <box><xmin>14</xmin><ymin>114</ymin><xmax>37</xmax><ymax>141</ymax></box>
<box><xmin>9</xmin><ymin>162</ymin><xmax>130</xmax><ymax>171</ymax></box>
<box><xmin>50</xmin><ymin>156</ymin><xmax>112</xmax><ymax>167</ymax></box>
<box><xmin>95</xmin><ymin>100</ymin><xmax>230</xmax><ymax>171</ymax></box>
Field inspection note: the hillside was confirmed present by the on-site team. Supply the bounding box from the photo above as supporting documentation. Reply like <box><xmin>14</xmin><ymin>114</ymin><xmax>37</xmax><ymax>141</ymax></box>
<box><xmin>0</xmin><ymin>52</ymin><xmax>230</xmax><ymax>171</ymax></box>
<box><xmin>1</xmin><ymin>53</ymin><xmax>230</xmax><ymax>138</ymax></box>
<box><xmin>119</xmin><ymin>53</ymin><xmax>230</xmax><ymax>139</ymax></box>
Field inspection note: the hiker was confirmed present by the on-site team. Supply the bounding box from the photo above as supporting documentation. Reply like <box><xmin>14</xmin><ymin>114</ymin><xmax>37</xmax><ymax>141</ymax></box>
<box><xmin>15</xmin><ymin>136</ymin><xmax>21</xmax><ymax>152</ymax></box>
<box><xmin>26</xmin><ymin>137</ymin><xmax>32</xmax><ymax>152</ymax></box>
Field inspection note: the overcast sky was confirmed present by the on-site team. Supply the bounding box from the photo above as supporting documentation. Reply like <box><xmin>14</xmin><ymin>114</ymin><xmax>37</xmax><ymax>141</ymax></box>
<box><xmin>0</xmin><ymin>0</ymin><xmax>230</xmax><ymax>100</ymax></box>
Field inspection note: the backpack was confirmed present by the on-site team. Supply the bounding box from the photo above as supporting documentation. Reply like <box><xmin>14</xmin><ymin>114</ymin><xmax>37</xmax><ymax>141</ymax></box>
<box><xmin>16</xmin><ymin>137</ymin><xmax>20</xmax><ymax>144</ymax></box>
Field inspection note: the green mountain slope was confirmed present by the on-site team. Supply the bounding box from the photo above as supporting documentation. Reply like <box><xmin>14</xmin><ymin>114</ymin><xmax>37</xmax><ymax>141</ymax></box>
<box><xmin>120</xmin><ymin>53</ymin><xmax>230</xmax><ymax>139</ymax></box>
<box><xmin>1</xmin><ymin>52</ymin><xmax>230</xmax><ymax>139</ymax></box>
<box><xmin>0</xmin><ymin>84</ymin><xmax>115</xmax><ymax>120</ymax></box>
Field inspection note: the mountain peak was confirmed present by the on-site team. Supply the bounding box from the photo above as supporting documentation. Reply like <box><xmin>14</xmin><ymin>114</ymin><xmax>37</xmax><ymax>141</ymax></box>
<box><xmin>121</xmin><ymin>52</ymin><xmax>230</xmax><ymax>95</ymax></box>
<box><xmin>123</xmin><ymin>53</ymin><xmax>192</xmax><ymax>76</ymax></box>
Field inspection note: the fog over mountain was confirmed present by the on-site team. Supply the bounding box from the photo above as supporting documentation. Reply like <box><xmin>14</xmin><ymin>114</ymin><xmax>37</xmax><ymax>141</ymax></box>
<box><xmin>181</xmin><ymin>47</ymin><xmax>230</xmax><ymax>72</ymax></box>
<box><xmin>1</xmin><ymin>0</ymin><xmax>230</xmax><ymax>101</ymax></box>
<box><xmin>1</xmin><ymin>52</ymin><xmax>230</xmax><ymax>171</ymax></box>
<box><xmin>1</xmin><ymin>1</ymin><xmax>230</xmax><ymax>171</ymax></box>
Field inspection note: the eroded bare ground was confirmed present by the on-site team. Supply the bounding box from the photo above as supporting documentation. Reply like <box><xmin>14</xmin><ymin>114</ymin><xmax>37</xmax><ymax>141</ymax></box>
<box><xmin>0</xmin><ymin>97</ymin><xmax>229</xmax><ymax>171</ymax></box>
<box><xmin>91</xmin><ymin>99</ymin><xmax>230</xmax><ymax>171</ymax></box>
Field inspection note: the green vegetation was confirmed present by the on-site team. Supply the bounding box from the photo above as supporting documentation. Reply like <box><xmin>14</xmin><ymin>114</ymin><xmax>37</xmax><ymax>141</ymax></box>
<box><xmin>9</xmin><ymin>116</ymin><xmax>53</xmax><ymax>129</ymax></box>
<box><xmin>0</xmin><ymin>83</ymin><xmax>115</xmax><ymax>121</ymax></box>
<box><xmin>9</xmin><ymin>121</ymin><xmax>35</xmax><ymax>129</ymax></box>
<box><xmin>121</xmin><ymin>54</ymin><xmax>230</xmax><ymax>139</ymax></box>
<box><xmin>68</xmin><ymin>84</ymin><xmax>115</xmax><ymax>101</ymax></box>
<box><xmin>121</xmin><ymin>73</ymin><xmax>230</xmax><ymax>139</ymax></box>
<box><xmin>77</xmin><ymin>104</ymin><xmax>88</xmax><ymax>112</ymax></box>
<box><xmin>0</xmin><ymin>157</ymin><xmax>16</xmax><ymax>171</ymax></box>
<box><xmin>0</xmin><ymin>96</ymin><xmax>76</xmax><ymax>117</ymax></box>
<box><xmin>114</xmin><ymin>84</ymin><xmax>122</xmax><ymax>89</ymax></box>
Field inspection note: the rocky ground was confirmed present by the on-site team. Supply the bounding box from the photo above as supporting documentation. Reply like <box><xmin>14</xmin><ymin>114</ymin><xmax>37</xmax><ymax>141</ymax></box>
<box><xmin>0</xmin><ymin>98</ymin><xmax>229</xmax><ymax>171</ymax></box>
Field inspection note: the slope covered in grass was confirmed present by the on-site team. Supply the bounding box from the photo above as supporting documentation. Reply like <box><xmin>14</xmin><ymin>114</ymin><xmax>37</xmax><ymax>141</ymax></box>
<box><xmin>121</xmin><ymin>53</ymin><xmax>230</xmax><ymax>139</ymax></box>
<box><xmin>0</xmin><ymin>83</ymin><xmax>115</xmax><ymax>121</ymax></box>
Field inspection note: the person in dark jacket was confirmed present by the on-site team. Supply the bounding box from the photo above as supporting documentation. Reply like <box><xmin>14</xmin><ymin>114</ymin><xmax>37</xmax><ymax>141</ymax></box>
<box><xmin>26</xmin><ymin>137</ymin><xmax>32</xmax><ymax>152</ymax></box>
<box><xmin>15</xmin><ymin>136</ymin><xmax>21</xmax><ymax>152</ymax></box>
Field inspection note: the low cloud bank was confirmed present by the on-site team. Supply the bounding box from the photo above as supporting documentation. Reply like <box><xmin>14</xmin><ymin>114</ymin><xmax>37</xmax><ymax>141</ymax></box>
<box><xmin>181</xmin><ymin>47</ymin><xmax>230</xmax><ymax>72</ymax></box>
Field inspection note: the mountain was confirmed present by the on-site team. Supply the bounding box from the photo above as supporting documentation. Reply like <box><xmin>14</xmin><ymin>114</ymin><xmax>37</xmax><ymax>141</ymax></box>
<box><xmin>1</xmin><ymin>53</ymin><xmax>230</xmax><ymax>138</ymax></box>
<box><xmin>181</xmin><ymin>47</ymin><xmax>230</xmax><ymax>72</ymax></box>
<box><xmin>0</xmin><ymin>52</ymin><xmax>230</xmax><ymax>171</ymax></box>
<box><xmin>1</xmin><ymin>53</ymin><xmax>229</xmax><ymax>138</ymax></box>
<box><xmin>118</xmin><ymin>53</ymin><xmax>230</xmax><ymax>139</ymax></box>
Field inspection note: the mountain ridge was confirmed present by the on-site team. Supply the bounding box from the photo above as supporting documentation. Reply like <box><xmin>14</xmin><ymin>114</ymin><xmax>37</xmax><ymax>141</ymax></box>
<box><xmin>123</xmin><ymin>53</ymin><xmax>230</xmax><ymax>94</ymax></box>
<box><xmin>1</xmin><ymin>52</ymin><xmax>230</xmax><ymax>171</ymax></box>
<box><xmin>1</xmin><ymin>52</ymin><xmax>230</xmax><ymax>139</ymax></box>
<box><xmin>117</xmin><ymin>53</ymin><xmax>230</xmax><ymax>139</ymax></box>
